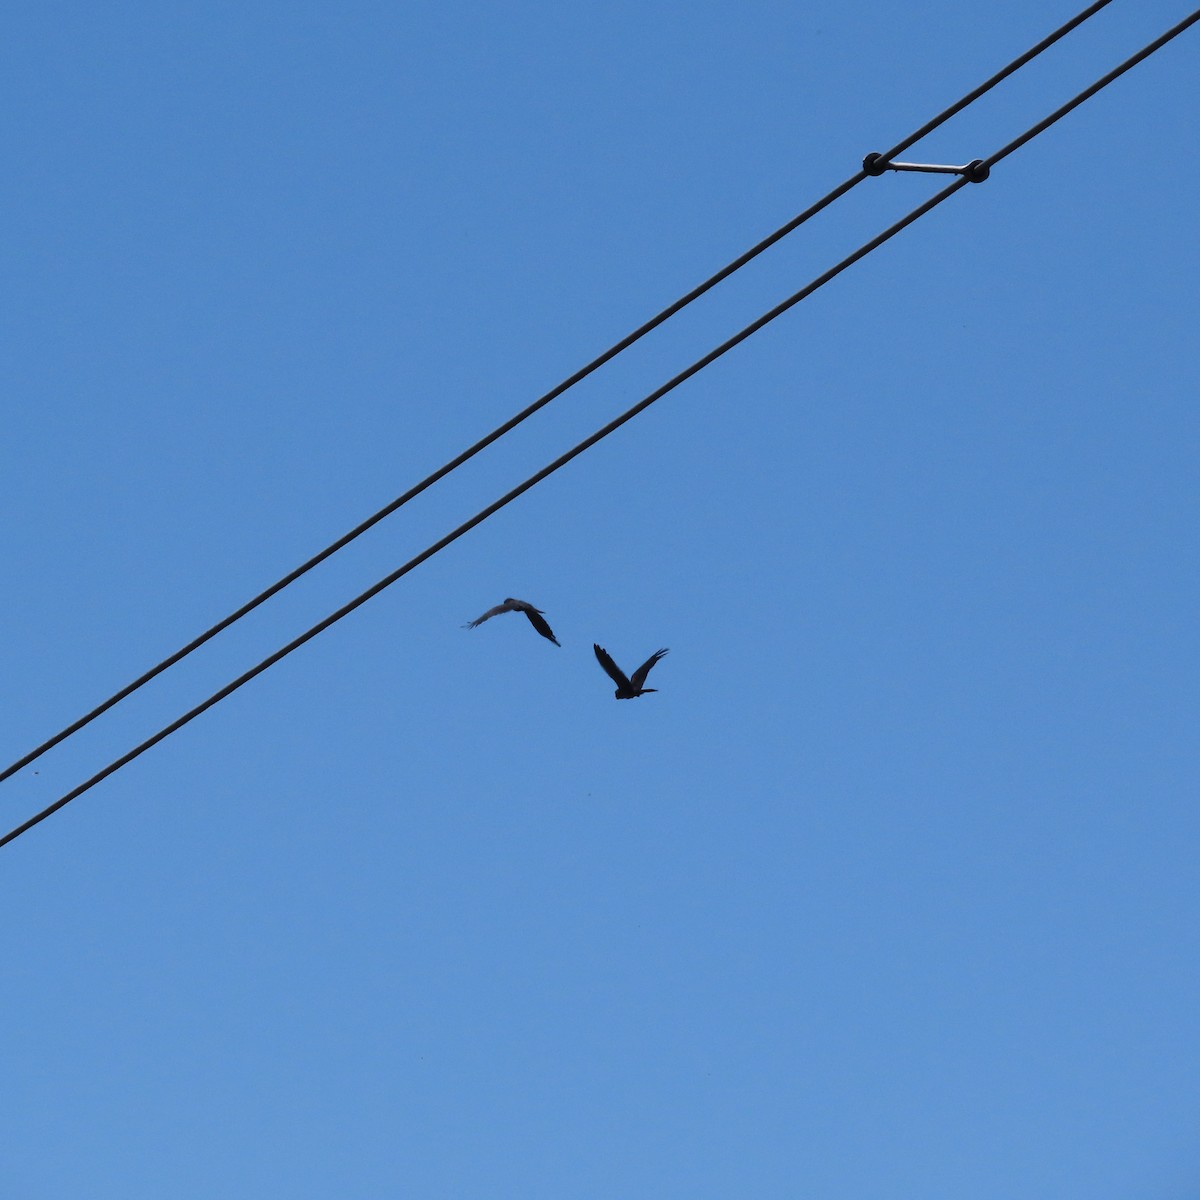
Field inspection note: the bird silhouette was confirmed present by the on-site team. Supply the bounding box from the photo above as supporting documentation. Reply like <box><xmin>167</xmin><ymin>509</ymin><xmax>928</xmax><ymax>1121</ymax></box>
<box><xmin>465</xmin><ymin>598</ymin><xmax>560</xmax><ymax>646</ymax></box>
<box><xmin>593</xmin><ymin>644</ymin><xmax>668</xmax><ymax>699</ymax></box>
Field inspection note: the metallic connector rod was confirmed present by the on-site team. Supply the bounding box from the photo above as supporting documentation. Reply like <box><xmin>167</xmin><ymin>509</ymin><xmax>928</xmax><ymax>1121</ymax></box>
<box><xmin>863</xmin><ymin>152</ymin><xmax>990</xmax><ymax>182</ymax></box>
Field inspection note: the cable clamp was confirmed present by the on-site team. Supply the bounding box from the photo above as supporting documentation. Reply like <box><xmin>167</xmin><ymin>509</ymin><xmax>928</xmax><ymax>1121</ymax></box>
<box><xmin>863</xmin><ymin>153</ymin><xmax>989</xmax><ymax>183</ymax></box>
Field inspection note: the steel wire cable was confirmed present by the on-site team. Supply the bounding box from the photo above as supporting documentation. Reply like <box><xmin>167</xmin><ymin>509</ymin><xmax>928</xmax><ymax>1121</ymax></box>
<box><xmin>5</xmin><ymin>10</ymin><xmax>1196</xmax><ymax>851</ymax></box>
<box><xmin>0</xmin><ymin>0</ymin><xmax>1120</xmax><ymax>787</ymax></box>
<box><xmin>8</xmin><ymin>0</ymin><xmax>1198</xmax><ymax>850</ymax></box>
<box><xmin>877</xmin><ymin>0</ymin><xmax>1115</xmax><ymax>164</ymax></box>
<box><xmin>981</xmin><ymin>7</ymin><xmax>1200</xmax><ymax>169</ymax></box>
<box><xmin>0</xmin><ymin>177</ymin><xmax>974</xmax><ymax>851</ymax></box>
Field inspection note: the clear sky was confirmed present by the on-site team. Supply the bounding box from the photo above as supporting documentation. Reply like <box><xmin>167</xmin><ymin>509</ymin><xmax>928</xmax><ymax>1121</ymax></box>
<box><xmin>3</xmin><ymin>2</ymin><xmax>1198</xmax><ymax>1196</ymax></box>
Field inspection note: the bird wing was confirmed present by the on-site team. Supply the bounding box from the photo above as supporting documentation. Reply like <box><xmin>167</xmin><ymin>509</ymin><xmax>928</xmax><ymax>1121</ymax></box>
<box><xmin>593</xmin><ymin>644</ymin><xmax>631</xmax><ymax>691</ymax></box>
<box><xmin>521</xmin><ymin>607</ymin><xmax>560</xmax><ymax>646</ymax></box>
<box><xmin>630</xmin><ymin>648</ymin><xmax>669</xmax><ymax>691</ymax></box>
<box><xmin>464</xmin><ymin>601</ymin><xmax>512</xmax><ymax>629</ymax></box>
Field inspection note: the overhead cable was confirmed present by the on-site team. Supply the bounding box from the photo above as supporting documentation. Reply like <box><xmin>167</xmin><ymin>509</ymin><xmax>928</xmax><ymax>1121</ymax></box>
<box><xmin>0</xmin><ymin>0</ymin><xmax>1120</xmax><ymax>787</ymax></box>
<box><xmin>0</xmin><ymin>177</ymin><xmax>974</xmax><ymax>850</ymax></box>
<box><xmin>982</xmin><ymin>6</ymin><xmax>1199</xmax><ymax>168</ymax></box>
<box><xmin>7</xmin><ymin>4</ymin><xmax>1198</xmax><ymax>849</ymax></box>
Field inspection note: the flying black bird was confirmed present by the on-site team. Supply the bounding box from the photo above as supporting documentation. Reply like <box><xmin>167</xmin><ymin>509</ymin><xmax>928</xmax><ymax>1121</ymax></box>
<box><xmin>465</xmin><ymin>598</ymin><xmax>560</xmax><ymax>646</ymax></box>
<box><xmin>593</xmin><ymin>644</ymin><xmax>669</xmax><ymax>699</ymax></box>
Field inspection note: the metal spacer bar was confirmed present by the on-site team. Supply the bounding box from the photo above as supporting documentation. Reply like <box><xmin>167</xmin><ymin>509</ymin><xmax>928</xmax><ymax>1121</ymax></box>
<box><xmin>863</xmin><ymin>152</ymin><xmax>990</xmax><ymax>183</ymax></box>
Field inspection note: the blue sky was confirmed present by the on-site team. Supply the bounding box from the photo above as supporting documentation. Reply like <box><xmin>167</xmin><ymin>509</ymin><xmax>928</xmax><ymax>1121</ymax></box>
<box><xmin>3</xmin><ymin>2</ymin><xmax>1198</xmax><ymax>1196</ymax></box>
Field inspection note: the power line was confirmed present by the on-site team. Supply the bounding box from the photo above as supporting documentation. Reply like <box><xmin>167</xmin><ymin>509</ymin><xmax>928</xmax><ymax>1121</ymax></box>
<box><xmin>0</xmin><ymin>0</ymin><xmax>1119</xmax><ymax>788</ymax></box>
<box><xmin>0</xmin><ymin>178</ymin><xmax>973</xmax><ymax>852</ymax></box>
<box><xmin>983</xmin><ymin>7</ymin><xmax>1200</xmax><ymax>169</ymax></box>
<box><xmin>7</xmin><ymin>4</ymin><xmax>1197</xmax><ymax>851</ymax></box>
<box><xmin>878</xmin><ymin>0</ymin><xmax>1116</xmax><ymax>165</ymax></box>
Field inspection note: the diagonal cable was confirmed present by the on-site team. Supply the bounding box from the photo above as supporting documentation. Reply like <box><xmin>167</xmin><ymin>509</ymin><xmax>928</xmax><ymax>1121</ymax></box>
<box><xmin>0</xmin><ymin>177</ymin><xmax>973</xmax><ymax>850</ymax></box>
<box><xmin>0</xmin><ymin>0</ymin><xmax>1119</xmax><ymax>787</ymax></box>
<box><xmin>982</xmin><ymin>7</ymin><xmax>1200</xmax><ymax>168</ymax></box>
<box><xmin>5</xmin><ymin>9</ymin><xmax>1197</xmax><ymax>850</ymax></box>
<box><xmin>7</xmin><ymin>0</ymin><xmax>1198</xmax><ymax>852</ymax></box>
<box><xmin>878</xmin><ymin>0</ymin><xmax>1115</xmax><ymax>163</ymax></box>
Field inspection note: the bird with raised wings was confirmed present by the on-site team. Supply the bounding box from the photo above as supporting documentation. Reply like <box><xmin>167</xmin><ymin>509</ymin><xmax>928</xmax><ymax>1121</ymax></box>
<box><xmin>464</xmin><ymin>598</ymin><xmax>561</xmax><ymax>646</ymax></box>
<box><xmin>593</xmin><ymin>644</ymin><xmax>668</xmax><ymax>699</ymax></box>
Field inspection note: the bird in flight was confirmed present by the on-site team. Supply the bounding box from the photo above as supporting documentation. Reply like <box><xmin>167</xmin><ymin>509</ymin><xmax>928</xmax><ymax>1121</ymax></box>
<box><xmin>465</xmin><ymin>598</ymin><xmax>561</xmax><ymax>646</ymax></box>
<box><xmin>593</xmin><ymin>644</ymin><xmax>669</xmax><ymax>699</ymax></box>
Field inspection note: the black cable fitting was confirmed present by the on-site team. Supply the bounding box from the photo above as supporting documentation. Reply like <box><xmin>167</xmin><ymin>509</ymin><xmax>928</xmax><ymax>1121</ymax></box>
<box><xmin>863</xmin><ymin>153</ymin><xmax>990</xmax><ymax>182</ymax></box>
